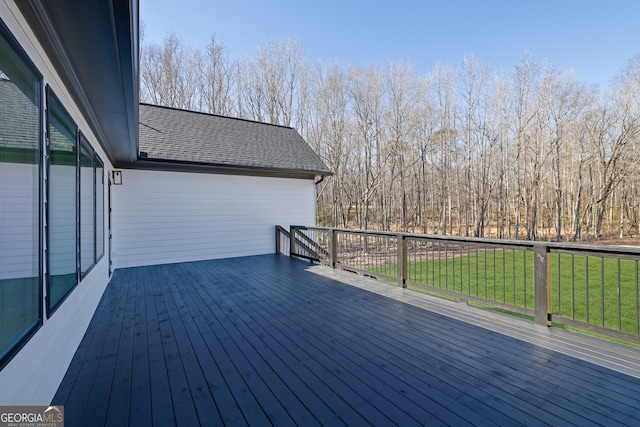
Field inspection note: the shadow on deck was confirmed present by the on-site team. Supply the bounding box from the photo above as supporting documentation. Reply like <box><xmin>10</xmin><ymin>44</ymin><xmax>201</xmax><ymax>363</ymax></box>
<box><xmin>53</xmin><ymin>254</ymin><xmax>640</xmax><ymax>426</ymax></box>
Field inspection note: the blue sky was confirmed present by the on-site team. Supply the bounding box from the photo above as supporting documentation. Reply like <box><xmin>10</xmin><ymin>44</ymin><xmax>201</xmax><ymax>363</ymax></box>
<box><xmin>141</xmin><ymin>0</ymin><xmax>639</xmax><ymax>88</ymax></box>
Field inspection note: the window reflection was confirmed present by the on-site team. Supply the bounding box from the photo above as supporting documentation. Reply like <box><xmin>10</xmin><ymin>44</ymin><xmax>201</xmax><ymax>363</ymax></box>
<box><xmin>80</xmin><ymin>136</ymin><xmax>94</xmax><ymax>276</ymax></box>
<box><xmin>47</xmin><ymin>91</ymin><xmax>77</xmax><ymax>312</ymax></box>
<box><xmin>0</xmin><ymin>30</ymin><xmax>41</xmax><ymax>365</ymax></box>
<box><xmin>96</xmin><ymin>156</ymin><xmax>104</xmax><ymax>261</ymax></box>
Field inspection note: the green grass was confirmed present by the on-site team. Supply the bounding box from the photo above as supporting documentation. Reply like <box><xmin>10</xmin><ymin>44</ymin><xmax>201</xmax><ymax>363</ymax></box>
<box><xmin>549</xmin><ymin>253</ymin><xmax>640</xmax><ymax>334</ymax></box>
<box><xmin>374</xmin><ymin>249</ymin><xmax>536</xmax><ymax>308</ymax></box>
<box><xmin>370</xmin><ymin>248</ymin><xmax>640</xmax><ymax>336</ymax></box>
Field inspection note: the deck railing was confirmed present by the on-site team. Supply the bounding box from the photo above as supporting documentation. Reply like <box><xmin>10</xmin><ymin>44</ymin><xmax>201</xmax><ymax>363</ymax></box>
<box><xmin>278</xmin><ymin>225</ymin><xmax>640</xmax><ymax>344</ymax></box>
<box><xmin>275</xmin><ymin>225</ymin><xmax>291</xmax><ymax>256</ymax></box>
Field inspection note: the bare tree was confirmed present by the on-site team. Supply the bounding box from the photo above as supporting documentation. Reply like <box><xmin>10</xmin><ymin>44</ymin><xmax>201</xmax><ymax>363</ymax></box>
<box><xmin>140</xmin><ymin>31</ymin><xmax>200</xmax><ymax>109</ymax></box>
<box><xmin>429</xmin><ymin>63</ymin><xmax>457</xmax><ymax>235</ymax></box>
<box><xmin>347</xmin><ymin>65</ymin><xmax>386</xmax><ymax>230</ymax></box>
<box><xmin>459</xmin><ymin>54</ymin><xmax>501</xmax><ymax>237</ymax></box>
<box><xmin>198</xmin><ymin>34</ymin><xmax>235</xmax><ymax>116</ymax></box>
<box><xmin>236</xmin><ymin>38</ymin><xmax>307</xmax><ymax>126</ymax></box>
<box><xmin>587</xmin><ymin>56</ymin><xmax>640</xmax><ymax>238</ymax></box>
<box><xmin>536</xmin><ymin>67</ymin><xmax>589</xmax><ymax>240</ymax></box>
<box><xmin>307</xmin><ymin>63</ymin><xmax>351</xmax><ymax>226</ymax></box>
<box><xmin>384</xmin><ymin>62</ymin><xmax>419</xmax><ymax>231</ymax></box>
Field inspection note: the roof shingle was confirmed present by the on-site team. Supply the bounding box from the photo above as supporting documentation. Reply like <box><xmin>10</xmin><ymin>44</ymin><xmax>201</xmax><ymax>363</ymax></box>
<box><xmin>138</xmin><ymin>104</ymin><xmax>331</xmax><ymax>176</ymax></box>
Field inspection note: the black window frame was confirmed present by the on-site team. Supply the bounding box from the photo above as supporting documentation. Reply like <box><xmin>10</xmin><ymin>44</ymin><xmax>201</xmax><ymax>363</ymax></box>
<box><xmin>0</xmin><ymin>19</ymin><xmax>44</xmax><ymax>370</ymax></box>
<box><xmin>46</xmin><ymin>87</ymin><xmax>79</xmax><ymax>317</ymax></box>
<box><xmin>79</xmin><ymin>132</ymin><xmax>96</xmax><ymax>280</ymax></box>
<box><xmin>95</xmin><ymin>154</ymin><xmax>105</xmax><ymax>263</ymax></box>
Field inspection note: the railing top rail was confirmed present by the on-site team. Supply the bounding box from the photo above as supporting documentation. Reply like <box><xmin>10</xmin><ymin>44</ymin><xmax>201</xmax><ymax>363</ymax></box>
<box><xmin>276</xmin><ymin>225</ymin><xmax>290</xmax><ymax>234</ymax></box>
<box><xmin>546</xmin><ymin>242</ymin><xmax>640</xmax><ymax>257</ymax></box>
<box><xmin>402</xmin><ymin>232</ymin><xmax>537</xmax><ymax>249</ymax></box>
<box><xmin>291</xmin><ymin>225</ymin><xmax>640</xmax><ymax>257</ymax></box>
<box><xmin>292</xmin><ymin>226</ymin><xmax>535</xmax><ymax>248</ymax></box>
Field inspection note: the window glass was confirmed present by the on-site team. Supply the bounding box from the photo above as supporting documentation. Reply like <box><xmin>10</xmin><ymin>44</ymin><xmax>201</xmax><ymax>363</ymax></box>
<box><xmin>47</xmin><ymin>91</ymin><xmax>77</xmax><ymax>312</ymax></box>
<box><xmin>0</xmin><ymin>28</ymin><xmax>41</xmax><ymax>365</ymax></box>
<box><xmin>95</xmin><ymin>156</ymin><xmax>104</xmax><ymax>261</ymax></box>
<box><xmin>79</xmin><ymin>136</ymin><xmax>94</xmax><ymax>275</ymax></box>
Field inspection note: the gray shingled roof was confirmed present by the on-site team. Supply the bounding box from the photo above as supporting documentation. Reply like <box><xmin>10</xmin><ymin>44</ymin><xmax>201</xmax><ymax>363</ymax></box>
<box><xmin>0</xmin><ymin>79</ymin><xmax>40</xmax><ymax>153</ymax></box>
<box><xmin>138</xmin><ymin>104</ymin><xmax>331</xmax><ymax>175</ymax></box>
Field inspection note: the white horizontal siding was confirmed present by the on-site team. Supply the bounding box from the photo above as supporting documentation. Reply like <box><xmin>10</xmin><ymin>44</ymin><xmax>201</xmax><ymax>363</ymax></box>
<box><xmin>49</xmin><ymin>164</ymin><xmax>76</xmax><ymax>276</ymax></box>
<box><xmin>113</xmin><ymin>169</ymin><xmax>316</xmax><ymax>268</ymax></box>
<box><xmin>80</xmin><ymin>165</ymin><xmax>95</xmax><ymax>272</ymax></box>
<box><xmin>0</xmin><ymin>162</ymin><xmax>38</xmax><ymax>280</ymax></box>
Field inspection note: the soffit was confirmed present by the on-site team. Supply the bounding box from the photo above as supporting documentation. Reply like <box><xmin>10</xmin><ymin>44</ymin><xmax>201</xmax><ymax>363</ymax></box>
<box><xmin>17</xmin><ymin>0</ymin><xmax>139</xmax><ymax>164</ymax></box>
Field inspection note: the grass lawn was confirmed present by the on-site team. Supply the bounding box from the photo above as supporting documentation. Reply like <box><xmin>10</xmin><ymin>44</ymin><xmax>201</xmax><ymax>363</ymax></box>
<box><xmin>370</xmin><ymin>248</ymin><xmax>640</xmax><ymax>336</ymax></box>
<box><xmin>550</xmin><ymin>253</ymin><xmax>639</xmax><ymax>334</ymax></box>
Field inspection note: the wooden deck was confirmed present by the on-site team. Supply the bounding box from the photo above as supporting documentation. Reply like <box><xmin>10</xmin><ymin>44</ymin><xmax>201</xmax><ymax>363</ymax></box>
<box><xmin>53</xmin><ymin>254</ymin><xmax>640</xmax><ymax>426</ymax></box>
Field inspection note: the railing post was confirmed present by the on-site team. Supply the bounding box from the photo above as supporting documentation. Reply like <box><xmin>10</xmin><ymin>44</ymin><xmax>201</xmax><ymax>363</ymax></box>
<box><xmin>289</xmin><ymin>226</ymin><xmax>296</xmax><ymax>258</ymax></box>
<box><xmin>534</xmin><ymin>243</ymin><xmax>551</xmax><ymax>327</ymax></box>
<box><xmin>397</xmin><ymin>234</ymin><xmax>407</xmax><ymax>288</ymax></box>
<box><xmin>275</xmin><ymin>226</ymin><xmax>281</xmax><ymax>255</ymax></box>
<box><xmin>330</xmin><ymin>228</ymin><xmax>338</xmax><ymax>268</ymax></box>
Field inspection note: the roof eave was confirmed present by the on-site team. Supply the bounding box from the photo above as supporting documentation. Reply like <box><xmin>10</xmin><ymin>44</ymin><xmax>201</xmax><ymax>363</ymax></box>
<box><xmin>17</xmin><ymin>0</ymin><xmax>139</xmax><ymax>165</ymax></box>
<box><xmin>118</xmin><ymin>157</ymin><xmax>333</xmax><ymax>180</ymax></box>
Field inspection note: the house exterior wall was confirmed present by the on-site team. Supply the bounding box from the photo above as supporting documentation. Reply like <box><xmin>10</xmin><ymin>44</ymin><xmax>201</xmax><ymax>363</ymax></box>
<box><xmin>113</xmin><ymin>169</ymin><xmax>316</xmax><ymax>268</ymax></box>
<box><xmin>0</xmin><ymin>2</ymin><xmax>112</xmax><ymax>404</ymax></box>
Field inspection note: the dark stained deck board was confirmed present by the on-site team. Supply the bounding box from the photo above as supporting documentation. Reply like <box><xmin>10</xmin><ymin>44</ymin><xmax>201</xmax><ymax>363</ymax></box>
<box><xmin>165</xmin><ymin>287</ymin><xmax>221</xmax><ymax>426</ymax></box>
<box><xmin>153</xmin><ymin>264</ymin><xmax>202</xmax><ymax>427</ymax></box>
<box><xmin>208</xmin><ymin>260</ymin><xmax>636</xmax><ymax>426</ymax></box>
<box><xmin>222</xmin><ymin>266</ymin><xmax>555</xmax><ymax>426</ymax></box>
<box><xmin>61</xmin><ymin>269</ymin><xmax>133</xmax><ymax>425</ymax></box>
<box><xmin>312</xmin><ymin>263</ymin><xmax>640</xmax><ymax>382</ymax></box>
<box><xmin>269</xmin><ymin>279</ymin><xmax>620</xmax><ymax>426</ymax></box>
<box><xmin>168</xmin><ymin>263</ymin><xmax>326</xmax><ymax>427</ymax></box>
<box><xmin>87</xmin><ymin>267</ymin><xmax>134</xmax><ymax>426</ymax></box>
<box><xmin>211</xmin><ymin>259</ymin><xmax>605</xmax><ymax>426</ymax></box>
<box><xmin>223</xmin><ymin>258</ymin><xmax>636</xmax><ymax>423</ymax></box>
<box><xmin>145</xmin><ymin>266</ymin><xmax>178</xmax><ymax>427</ymax></box>
<box><xmin>313</xmin><ymin>271</ymin><xmax>640</xmax><ymax>425</ymax></box>
<box><xmin>53</xmin><ymin>254</ymin><xmax>640</xmax><ymax>426</ymax></box>
<box><xmin>214</xmin><ymin>263</ymin><xmax>470</xmax><ymax>426</ymax></box>
<box><xmin>127</xmin><ymin>266</ymin><xmax>153</xmax><ymax>426</ymax></box>
<box><xmin>187</xmin><ymin>261</ymin><xmax>483</xmax><ymax>427</ymax></box>
<box><xmin>180</xmin><ymin>262</ymin><xmax>420</xmax><ymax>427</ymax></box>
<box><xmin>171</xmin><ymin>266</ymin><xmax>268</xmax><ymax>424</ymax></box>
<box><xmin>103</xmin><ymin>266</ymin><xmax>134</xmax><ymax>427</ymax></box>
<box><xmin>341</xmin><ymin>265</ymin><xmax>640</xmax><ymax>378</ymax></box>
<box><xmin>369</xmin><ymin>300</ymin><xmax>640</xmax><ymax>419</ymax></box>
<box><xmin>273</xmin><ymin>272</ymin><xmax>629</xmax><ymax>420</ymax></box>
<box><xmin>173</xmin><ymin>261</ymin><xmax>356</xmax><ymax>426</ymax></box>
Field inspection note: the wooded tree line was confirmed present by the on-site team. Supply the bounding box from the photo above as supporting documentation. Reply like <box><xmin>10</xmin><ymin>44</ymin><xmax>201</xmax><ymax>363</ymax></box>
<box><xmin>140</xmin><ymin>31</ymin><xmax>640</xmax><ymax>241</ymax></box>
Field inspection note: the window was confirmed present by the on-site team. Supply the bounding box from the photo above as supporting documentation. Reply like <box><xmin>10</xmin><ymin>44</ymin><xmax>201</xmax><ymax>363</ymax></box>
<box><xmin>47</xmin><ymin>93</ymin><xmax>106</xmax><ymax>312</ymax></box>
<box><xmin>79</xmin><ymin>134</ymin><xmax>94</xmax><ymax>276</ymax></box>
<box><xmin>47</xmin><ymin>90</ymin><xmax>77</xmax><ymax>314</ymax></box>
<box><xmin>0</xmin><ymin>24</ymin><xmax>42</xmax><ymax>367</ymax></box>
<box><xmin>79</xmin><ymin>135</ymin><xmax>104</xmax><ymax>276</ymax></box>
<box><xmin>96</xmin><ymin>156</ymin><xmax>104</xmax><ymax>261</ymax></box>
